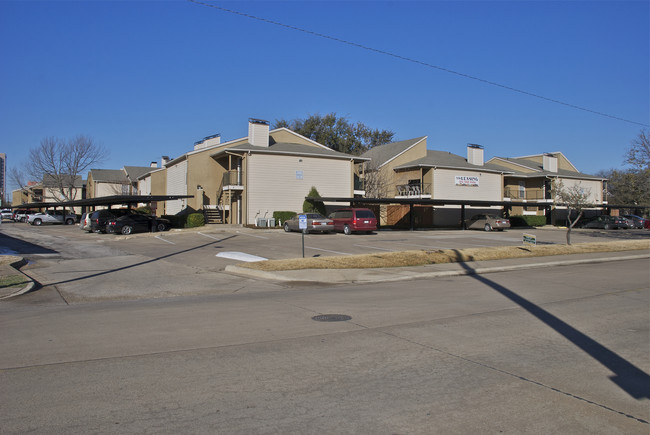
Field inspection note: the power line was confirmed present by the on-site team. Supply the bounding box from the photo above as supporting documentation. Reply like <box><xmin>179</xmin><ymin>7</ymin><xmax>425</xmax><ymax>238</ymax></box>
<box><xmin>187</xmin><ymin>0</ymin><xmax>649</xmax><ymax>128</ymax></box>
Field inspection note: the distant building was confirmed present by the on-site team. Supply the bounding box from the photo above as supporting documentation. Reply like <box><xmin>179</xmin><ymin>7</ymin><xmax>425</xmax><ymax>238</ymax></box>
<box><xmin>0</xmin><ymin>153</ymin><xmax>6</xmax><ymax>205</ymax></box>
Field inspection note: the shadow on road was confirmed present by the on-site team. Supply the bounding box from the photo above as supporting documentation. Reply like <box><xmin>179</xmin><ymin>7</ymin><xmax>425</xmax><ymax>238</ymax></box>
<box><xmin>453</xmin><ymin>249</ymin><xmax>650</xmax><ymax>400</ymax></box>
<box><xmin>0</xmin><ymin>232</ymin><xmax>58</xmax><ymax>256</ymax></box>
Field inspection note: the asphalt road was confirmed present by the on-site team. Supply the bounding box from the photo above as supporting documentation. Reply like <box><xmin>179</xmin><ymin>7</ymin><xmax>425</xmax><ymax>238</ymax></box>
<box><xmin>1</xmin><ymin>260</ymin><xmax>648</xmax><ymax>433</ymax></box>
<box><xmin>1</xmin><ymin>221</ymin><xmax>648</xmax><ymax>433</ymax></box>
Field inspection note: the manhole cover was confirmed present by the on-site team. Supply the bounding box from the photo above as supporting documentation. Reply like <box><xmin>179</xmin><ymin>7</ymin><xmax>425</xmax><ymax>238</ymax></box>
<box><xmin>312</xmin><ymin>314</ymin><xmax>352</xmax><ymax>322</ymax></box>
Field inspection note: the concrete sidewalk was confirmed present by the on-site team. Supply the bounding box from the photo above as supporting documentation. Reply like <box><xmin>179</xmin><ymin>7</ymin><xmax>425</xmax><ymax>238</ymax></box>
<box><xmin>225</xmin><ymin>249</ymin><xmax>650</xmax><ymax>284</ymax></box>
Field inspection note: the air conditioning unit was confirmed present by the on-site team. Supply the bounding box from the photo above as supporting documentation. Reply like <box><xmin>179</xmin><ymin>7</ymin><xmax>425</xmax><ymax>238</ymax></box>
<box><xmin>256</xmin><ymin>218</ymin><xmax>267</xmax><ymax>227</ymax></box>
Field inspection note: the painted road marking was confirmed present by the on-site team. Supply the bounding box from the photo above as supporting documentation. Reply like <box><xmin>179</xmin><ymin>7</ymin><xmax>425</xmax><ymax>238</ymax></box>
<box><xmin>216</xmin><ymin>252</ymin><xmax>268</xmax><ymax>262</ymax></box>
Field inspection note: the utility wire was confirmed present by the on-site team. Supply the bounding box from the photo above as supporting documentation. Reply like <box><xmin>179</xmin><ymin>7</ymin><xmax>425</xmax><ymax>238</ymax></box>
<box><xmin>187</xmin><ymin>0</ymin><xmax>649</xmax><ymax>128</ymax></box>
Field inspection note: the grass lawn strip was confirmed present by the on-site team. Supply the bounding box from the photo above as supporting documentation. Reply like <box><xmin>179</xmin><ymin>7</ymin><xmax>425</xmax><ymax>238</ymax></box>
<box><xmin>242</xmin><ymin>240</ymin><xmax>650</xmax><ymax>271</ymax></box>
<box><xmin>0</xmin><ymin>274</ymin><xmax>29</xmax><ymax>289</ymax></box>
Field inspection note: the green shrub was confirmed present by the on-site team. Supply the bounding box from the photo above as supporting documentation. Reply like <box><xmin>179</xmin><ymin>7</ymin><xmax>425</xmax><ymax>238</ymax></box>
<box><xmin>186</xmin><ymin>213</ymin><xmax>205</xmax><ymax>228</ymax></box>
<box><xmin>303</xmin><ymin>186</ymin><xmax>326</xmax><ymax>215</ymax></box>
<box><xmin>509</xmin><ymin>215</ymin><xmax>546</xmax><ymax>227</ymax></box>
<box><xmin>273</xmin><ymin>211</ymin><xmax>297</xmax><ymax>225</ymax></box>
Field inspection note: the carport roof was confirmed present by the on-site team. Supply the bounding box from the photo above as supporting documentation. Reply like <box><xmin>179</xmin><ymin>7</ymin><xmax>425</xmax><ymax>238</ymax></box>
<box><xmin>14</xmin><ymin>195</ymin><xmax>194</xmax><ymax>209</ymax></box>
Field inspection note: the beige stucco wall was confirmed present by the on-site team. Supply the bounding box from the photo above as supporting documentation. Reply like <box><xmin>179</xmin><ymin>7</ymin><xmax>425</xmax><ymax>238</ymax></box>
<box><xmin>150</xmin><ymin>169</ymin><xmax>167</xmax><ymax>216</ymax></box>
<box><xmin>382</xmin><ymin>138</ymin><xmax>427</xmax><ymax>173</ymax></box>
<box><xmin>186</xmin><ymin>151</ymin><xmax>226</xmax><ymax>211</ymax></box>
<box><xmin>432</xmin><ymin>168</ymin><xmax>502</xmax><ymax>201</ymax></box>
<box><xmin>246</xmin><ymin>154</ymin><xmax>352</xmax><ymax>224</ymax></box>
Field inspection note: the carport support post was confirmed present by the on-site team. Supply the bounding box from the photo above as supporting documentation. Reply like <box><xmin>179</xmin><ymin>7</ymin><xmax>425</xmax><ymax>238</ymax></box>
<box><xmin>461</xmin><ymin>205</ymin><xmax>466</xmax><ymax>230</ymax></box>
<box><xmin>409</xmin><ymin>203</ymin><xmax>415</xmax><ymax>231</ymax></box>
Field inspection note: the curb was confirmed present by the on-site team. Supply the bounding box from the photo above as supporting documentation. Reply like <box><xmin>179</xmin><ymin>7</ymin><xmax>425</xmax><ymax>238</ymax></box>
<box><xmin>224</xmin><ymin>253</ymin><xmax>650</xmax><ymax>284</ymax></box>
<box><xmin>0</xmin><ymin>257</ymin><xmax>37</xmax><ymax>300</ymax></box>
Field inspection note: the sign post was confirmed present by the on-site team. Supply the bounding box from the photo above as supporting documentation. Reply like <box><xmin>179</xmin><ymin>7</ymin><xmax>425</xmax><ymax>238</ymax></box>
<box><xmin>298</xmin><ymin>214</ymin><xmax>307</xmax><ymax>258</ymax></box>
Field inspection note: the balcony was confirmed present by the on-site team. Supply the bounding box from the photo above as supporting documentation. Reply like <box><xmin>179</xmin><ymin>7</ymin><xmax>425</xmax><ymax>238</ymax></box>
<box><xmin>395</xmin><ymin>183</ymin><xmax>431</xmax><ymax>198</ymax></box>
<box><xmin>504</xmin><ymin>188</ymin><xmax>550</xmax><ymax>201</ymax></box>
<box><xmin>222</xmin><ymin>171</ymin><xmax>244</xmax><ymax>190</ymax></box>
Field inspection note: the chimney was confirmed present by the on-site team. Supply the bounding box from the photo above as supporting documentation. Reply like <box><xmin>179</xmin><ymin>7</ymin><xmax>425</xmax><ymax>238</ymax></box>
<box><xmin>150</xmin><ymin>161</ymin><xmax>157</xmax><ymax>168</ymax></box>
<box><xmin>543</xmin><ymin>153</ymin><xmax>558</xmax><ymax>172</ymax></box>
<box><xmin>248</xmin><ymin>118</ymin><xmax>270</xmax><ymax>147</ymax></box>
<box><xmin>467</xmin><ymin>144</ymin><xmax>484</xmax><ymax>166</ymax></box>
<box><xmin>161</xmin><ymin>156</ymin><xmax>170</xmax><ymax>166</ymax></box>
<box><xmin>194</xmin><ymin>133</ymin><xmax>221</xmax><ymax>151</ymax></box>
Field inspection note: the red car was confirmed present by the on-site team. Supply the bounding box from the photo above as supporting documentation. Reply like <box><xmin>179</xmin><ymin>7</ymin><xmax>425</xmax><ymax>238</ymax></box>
<box><xmin>328</xmin><ymin>208</ymin><xmax>377</xmax><ymax>235</ymax></box>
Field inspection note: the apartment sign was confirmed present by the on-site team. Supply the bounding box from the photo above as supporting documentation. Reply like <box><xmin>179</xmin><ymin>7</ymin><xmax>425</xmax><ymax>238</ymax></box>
<box><xmin>455</xmin><ymin>176</ymin><xmax>479</xmax><ymax>187</ymax></box>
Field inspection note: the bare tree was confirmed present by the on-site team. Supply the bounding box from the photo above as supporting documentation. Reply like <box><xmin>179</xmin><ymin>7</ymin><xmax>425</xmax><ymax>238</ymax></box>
<box><xmin>359</xmin><ymin>160</ymin><xmax>392</xmax><ymax>198</ymax></box>
<box><xmin>554</xmin><ymin>179</ymin><xmax>592</xmax><ymax>245</ymax></box>
<box><xmin>626</xmin><ymin>129</ymin><xmax>650</xmax><ymax>170</ymax></box>
<box><xmin>25</xmin><ymin>135</ymin><xmax>106</xmax><ymax>202</ymax></box>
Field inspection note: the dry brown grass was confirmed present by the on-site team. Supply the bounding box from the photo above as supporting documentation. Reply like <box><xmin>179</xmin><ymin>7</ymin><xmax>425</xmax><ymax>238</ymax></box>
<box><xmin>241</xmin><ymin>240</ymin><xmax>650</xmax><ymax>271</ymax></box>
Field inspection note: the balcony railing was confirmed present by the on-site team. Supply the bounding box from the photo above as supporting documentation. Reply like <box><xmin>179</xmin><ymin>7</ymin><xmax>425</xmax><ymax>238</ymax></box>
<box><xmin>504</xmin><ymin>188</ymin><xmax>550</xmax><ymax>200</ymax></box>
<box><xmin>395</xmin><ymin>183</ymin><xmax>431</xmax><ymax>197</ymax></box>
<box><xmin>222</xmin><ymin>171</ymin><xmax>243</xmax><ymax>187</ymax></box>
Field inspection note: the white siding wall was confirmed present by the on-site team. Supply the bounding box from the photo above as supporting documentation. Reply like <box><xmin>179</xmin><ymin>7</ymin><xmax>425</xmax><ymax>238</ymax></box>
<box><xmin>138</xmin><ymin>177</ymin><xmax>151</xmax><ymax>196</ymax></box>
<box><xmin>246</xmin><ymin>154</ymin><xmax>351</xmax><ymax>224</ymax></box>
<box><xmin>166</xmin><ymin>160</ymin><xmax>188</xmax><ymax>215</ymax></box>
<box><xmin>433</xmin><ymin>168</ymin><xmax>502</xmax><ymax>201</ymax></box>
<box><xmin>557</xmin><ymin>178</ymin><xmax>602</xmax><ymax>203</ymax></box>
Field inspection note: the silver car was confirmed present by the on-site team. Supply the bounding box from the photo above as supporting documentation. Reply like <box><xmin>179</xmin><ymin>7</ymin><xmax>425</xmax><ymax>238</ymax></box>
<box><xmin>465</xmin><ymin>214</ymin><xmax>511</xmax><ymax>231</ymax></box>
<box><xmin>28</xmin><ymin>210</ymin><xmax>77</xmax><ymax>226</ymax></box>
<box><xmin>283</xmin><ymin>213</ymin><xmax>334</xmax><ymax>233</ymax></box>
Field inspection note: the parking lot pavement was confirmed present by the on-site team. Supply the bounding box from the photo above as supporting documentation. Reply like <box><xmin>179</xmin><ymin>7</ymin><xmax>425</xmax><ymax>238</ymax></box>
<box><xmin>1</xmin><ymin>222</ymin><xmax>648</xmax><ymax>303</ymax></box>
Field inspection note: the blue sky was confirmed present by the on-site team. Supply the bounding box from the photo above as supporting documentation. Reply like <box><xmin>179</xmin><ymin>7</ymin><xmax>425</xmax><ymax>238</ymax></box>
<box><xmin>1</xmin><ymin>0</ymin><xmax>648</xmax><ymax>193</ymax></box>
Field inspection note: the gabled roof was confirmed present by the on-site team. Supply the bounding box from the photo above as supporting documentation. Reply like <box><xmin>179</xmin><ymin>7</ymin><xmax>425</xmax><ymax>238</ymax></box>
<box><xmin>124</xmin><ymin>166</ymin><xmax>157</xmax><ymax>181</ymax></box>
<box><xmin>212</xmin><ymin>142</ymin><xmax>368</xmax><ymax>161</ymax></box>
<box><xmin>488</xmin><ymin>156</ymin><xmax>603</xmax><ymax>180</ymax></box>
<box><xmin>43</xmin><ymin>174</ymin><xmax>85</xmax><ymax>188</ymax></box>
<box><xmin>89</xmin><ymin>169</ymin><xmax>128</xmax><ymax>183</ymax></box>
<box><xmin>360</xmin><ymin>137</ymin><xmax>426</xmax><ymax>168</ymax></box>
<box><xmin>393</xmin><ymin>150</ymin><xmax>510</xmax><ymax>174</ymax></box>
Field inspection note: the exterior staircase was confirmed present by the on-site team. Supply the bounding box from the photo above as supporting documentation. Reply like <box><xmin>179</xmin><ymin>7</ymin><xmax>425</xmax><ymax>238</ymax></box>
<box><xmin>203</xmin><ymin>207</ymin><xmax>223</xmax><ymax>224</ymax></box>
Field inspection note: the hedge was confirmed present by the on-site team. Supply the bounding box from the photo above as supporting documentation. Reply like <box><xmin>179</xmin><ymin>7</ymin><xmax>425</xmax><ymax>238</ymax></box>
<box><xmin>186</xmin><ymin>213</ymin><xmax>205</xmax><ymax>228</ymax></box>
<box><xmin>273</xmin><ymin>211</ymin><xmax>297</xmax><ymax>225</ymax></box>
<box><xmin>509</xmin><ymin>215</ymin><xmax>546</xmax><ymax>227</ymax></box>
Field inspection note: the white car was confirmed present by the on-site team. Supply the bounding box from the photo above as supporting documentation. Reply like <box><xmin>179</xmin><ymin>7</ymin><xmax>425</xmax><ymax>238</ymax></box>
<box><xmin>1</xmin><ymin>209</ymin><xmax>13</xmax><ymax>219</ymax></box>
<box><xmin>28</xmin><ymin>210</ymin><xmax>77</xmax><ymax>226</ymax></box>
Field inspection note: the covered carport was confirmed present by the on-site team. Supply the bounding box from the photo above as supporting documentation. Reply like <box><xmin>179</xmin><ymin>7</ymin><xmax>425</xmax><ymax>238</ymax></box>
<box><xmin>12</xmin><ymin>195</ymin><xmax>195</xmax><ymax>219</ymax></box>
<box><xmin>307</xmin><ymin>196</ymin><xmax>644</xmax><ymax>231</ymax></box>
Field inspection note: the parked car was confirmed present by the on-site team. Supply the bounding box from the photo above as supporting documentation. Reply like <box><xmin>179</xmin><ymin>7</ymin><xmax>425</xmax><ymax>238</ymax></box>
<box><xmin>89</xmin><ymin>209</ymin><xmax>134</xmax><ymax>233</ymax></box>
<box><xmin>580</xmin><ymin>215</ymin><xmax>627</xmax><ymax>230</ymax></box>
<box><xmin>465</xmin><ymin>214</ymin><xmax>511</xmax><ymax>231</ymax></box>
<box><xmin>328</xmin><ymin>208</ymin><xmax>377</xmax><ymax>235</ymax></box>
<box><xmin>1</xmin><ymin>209</ymin><xmax>13</xmax><ymax>220</ymax></box>
<box><xmin>623</xmin><ymin>214</ymin><xmax>646</xmax><ymax>229</ymax></box>
<box><xmin>79</xmin><ymin>212</ymin><xmax>93</xmax><ymax>232</ymax></box>
<box><xmin>106</xmin><ymin>214</ymin><xmax>171</xmax><ymax>235</ymax></box>
<box><xmin>12</xmin><ymin>209</ymin><xmax>36</xmax><ymax>222</ymax></box>
<box><xmin>28</xmin><ymin>210</ymin><xmax>77</xmax><ymax>226</ymax></box>
<box><xmin>283</xmin><ymin>213</ymin><xmax>334</xmax><ymax>233</ymax></box>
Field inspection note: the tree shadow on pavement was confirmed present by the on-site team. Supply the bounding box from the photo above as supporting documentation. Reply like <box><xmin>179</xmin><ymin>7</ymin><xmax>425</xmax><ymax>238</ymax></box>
<box><xmin>30</xmin><ymin>235</ymin><xmax>238</xmax><ymax>288</ymax></box>
<box><xmin>452</xmin><ymin>249</ymin><xmax>650</xmax><ymax>400</ymax></box>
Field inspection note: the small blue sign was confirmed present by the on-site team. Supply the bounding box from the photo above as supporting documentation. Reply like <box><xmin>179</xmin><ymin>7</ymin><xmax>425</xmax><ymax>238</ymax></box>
<box><xmin>298</xmin><ymin>214</ymin><xmax>308</xmax><ymax>230</ymax></box>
